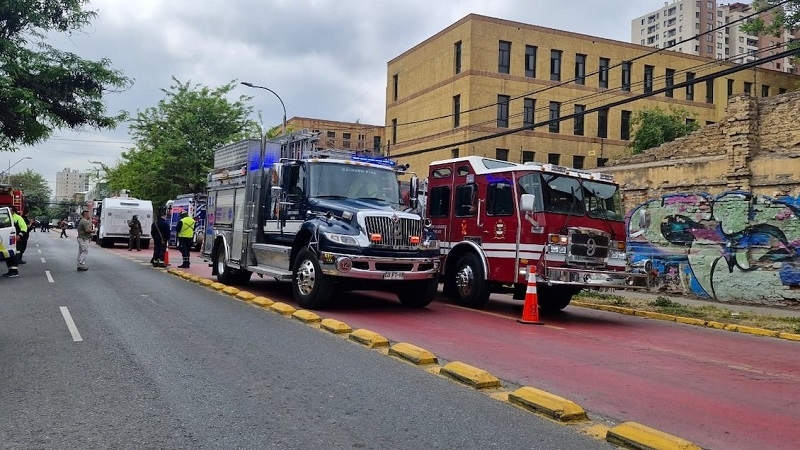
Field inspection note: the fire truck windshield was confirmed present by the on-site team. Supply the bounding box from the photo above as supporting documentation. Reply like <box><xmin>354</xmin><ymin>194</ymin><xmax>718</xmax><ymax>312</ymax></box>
<box><xmin>308</xmin><ymin>162</ymin><xmax>401</xmax><ymax>204</ymax></box>
<box><xmin>517</xmin><ymin>173</ymin><xmax>623</xmax><ymax>220</ymax></box>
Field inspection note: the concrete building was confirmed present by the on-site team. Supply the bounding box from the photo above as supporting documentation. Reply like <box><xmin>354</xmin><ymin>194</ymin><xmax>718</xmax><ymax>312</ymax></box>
<box><xmin>385</xmin><ymin>14</ymin><xmax>799</xmax><ymax>175</ymax></box>
<box><xmin>55</xmin><ymin>168</ymin><xmax>90</xmax><ymax>203</ymax></box>
<box><xmin>286</xmin><ymin>117</ymin><xmax>384</xmax><ymax>154</ymax></box>
<box><xmin>631</xmin><ymin>1</ymin><xmax>797</xmax><ymax>74</ymax></box>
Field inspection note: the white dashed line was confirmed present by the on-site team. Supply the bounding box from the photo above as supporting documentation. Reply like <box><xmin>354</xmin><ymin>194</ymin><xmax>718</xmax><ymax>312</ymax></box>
<box><xmin>41</xmin><ymin>258</ymin><xmax>46</xmax><ymax>263</ymax></box>
<box><xmin>59</xmin><ymin>306</ymin><xmax>83</xmax><ymax>342</ymax></box>
<box><xmin>45</xmin><ymin>271</ymin><xmax>54</xmax><ymax>283</ymax></box>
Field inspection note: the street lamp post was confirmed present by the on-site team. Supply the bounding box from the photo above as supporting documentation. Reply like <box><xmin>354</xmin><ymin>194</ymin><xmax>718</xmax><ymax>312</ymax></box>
<box><xmin>240</xmin><ymin>81</ymin><xmax>287</xmax><ymax>135</ymax></box>
<box><xmin>1</xmin><ymin>156</ymin><xmax>33</xmax><ymax>184</ymax></box>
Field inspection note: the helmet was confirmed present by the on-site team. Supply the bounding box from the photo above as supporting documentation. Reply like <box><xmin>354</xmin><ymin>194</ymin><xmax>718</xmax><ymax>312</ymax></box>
<box><xmin>180</xmin><ymin>210</ymin><xmax>188</xmax><ymax>217</ymax></box>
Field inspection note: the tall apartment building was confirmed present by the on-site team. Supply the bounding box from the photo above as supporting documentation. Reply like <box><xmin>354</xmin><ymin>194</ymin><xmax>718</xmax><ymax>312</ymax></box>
<box><xmin>631</xmin><ymin>1</ymin><xmax>797</xmax><ymax>73</ymax></box>
<box><xmin>286</xmin><ymin>117</ymin><xmax>384</xmax><ymax>154</ymax></box>
<box><xmin>55</xmin><ymin>168</ymin><xmax>90</xmax><ymax>203</ymax></box>
<box><xmin>386</xmin><ymin>14</ymin><xmax>799</xmax><ymax>175</ymax></box>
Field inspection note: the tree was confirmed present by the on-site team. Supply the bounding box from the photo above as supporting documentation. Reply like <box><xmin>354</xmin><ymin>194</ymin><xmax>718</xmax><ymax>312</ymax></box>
<box><xmin>8</xmin><ymin>169</ymin><xmax>51</xmax><ymax>217</ymax></box>
<box><xmin>630</xmin><ymin>106</ymin><xmax>700</xmax><ymax>154</ymax></box>
<box><xmin>101</xmin><ymin>78</ymin><xmax>258</xmax><ymax>207</ymax></box>
<box><xmin>740</xmin><ymin>1</ymin><xmax>800</xmax><ymax>44</ymax></box>
<box><xmin>0</xmin><ymin>0</ymin><xmax>131</xmax><ymax>152</ymax></box>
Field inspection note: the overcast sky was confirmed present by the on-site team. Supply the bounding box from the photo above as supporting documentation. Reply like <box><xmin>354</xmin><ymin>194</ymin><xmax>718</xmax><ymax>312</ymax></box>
<box><xmin>8</xmin><ymin>0</ymin><xmax>672</xmax><ymax>194</ymax></box>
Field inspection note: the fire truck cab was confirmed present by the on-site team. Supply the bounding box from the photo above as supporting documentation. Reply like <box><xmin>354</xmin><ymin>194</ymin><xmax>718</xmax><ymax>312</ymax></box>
<box><xmin>425</xmin><ymin>156</ymin><xmax>646</xmax><ymax>311</ymax></box>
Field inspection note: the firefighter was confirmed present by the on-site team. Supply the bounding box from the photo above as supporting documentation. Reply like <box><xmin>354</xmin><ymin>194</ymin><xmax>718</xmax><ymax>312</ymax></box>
<box><xmin>176</xmin><ymin>210</ymin><xmax>195</xmax><ymax>268</ymax></box>
<box><xmin>4</xmin><ymin>206</ymin><xmax>28</xmax><ymax>277</ymax></box>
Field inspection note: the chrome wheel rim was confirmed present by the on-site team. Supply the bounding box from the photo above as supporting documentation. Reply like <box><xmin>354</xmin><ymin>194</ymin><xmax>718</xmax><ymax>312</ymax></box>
<box><xmin>296</xmin><ymin>259</ymin><xmax>317</xmax><ymax>296</ymax></box>
<box><xmin>455</xmin><ymin>264</ymin><xmax>474</xmax><ymax>297</ymax></box>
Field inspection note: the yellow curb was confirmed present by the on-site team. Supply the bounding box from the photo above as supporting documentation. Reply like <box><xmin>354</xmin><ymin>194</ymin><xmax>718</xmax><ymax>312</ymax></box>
<box><xmin>188</xmin><ymin>275</ymin><xmax>201</xmax><ymax>282</ymax></box>
<box><xmin>198</xmin><ymin>278</ymin><xmax>215</xmax><ymax>286</ymax></box>
<box><xmin>584</xmin><ymin>303</ymin><xmax>636</xmax><ymax>315</ymax></box>
<box><xmin>320</xmin><ymin>318</ymin><xmax>353</xmax><ymax>334</ymax></box>
<box><xmin>508</xmin><ymin>386</ymin><xmax>588</xmax><ymax>422</ymax></box>
<box><xmin>675</xmin><ymin>316</ymin><xmax>707</xmax><ymax>326</ymax></box>
<box><xmin>292</xmin><ymin>310</ymin><xmax>322</xmax><ymax>324</ymax></box>
<box><xmin>235</xmin><ymin>291</ymin><xmax>256</xmax><ymax>302</ymax></box>
<box><xmin>735</xmin><ymin>325</ymin><xmax>779</xmax><ymax>337</ymax></box>
<box><xmin>222</xmin><ymin>286</ymin><xmax>241</xmax><ymax>296</ymax></box>
<box><xmin>210</xmin><ymin>282</ymin><xmax>226</xmax><ymax>290</ymax></box>
<box><xmin>349</xmin><ymin>329</ymin><xmax>390</xmax><ymax>348</ymax></box>
<box><xmin>388</xmin><ymin>342</ymin><xmax>438</xmax><ymax>365</ymax></box>
<box><xmin>778</xmin><ymin>332</ymin><xmax>800</xmax><ymax>341</ymax></box>
<box><xmin>440</xmin><ymin>361</ymin><xmax>501</xmax><ymax>390</ymax></box>
<box><xmin>706</xmin><ymin>321</ymin><xmax>726</xmax><ymax>329</ymax></box>
<box><xmin>269</xmin><ymin>302</ymin><xmax>297</xmax><ymax>316</ymax></box>
<box><xmin>167</xmin><ymin>268</ymin><xmax>182</xmax><ymax>275</ymax></box>
<box><xmin>179</xmin><ymin>272</ymin><xmax>194</xmax><ymax>279</ymax></box>
<box><xmin>606</xmin><ymin>422</ymin><xmax>702</xmax><ymax>450</ymax></box>
<box><xmin>252</xmin><ymin>296</ymin><xmax>275</xmax><ymax>308</ymax></box>
<box><xmin>635</xmin><ymin>310</ymin><xmax>677</xmax><ymax>321</ymax></box>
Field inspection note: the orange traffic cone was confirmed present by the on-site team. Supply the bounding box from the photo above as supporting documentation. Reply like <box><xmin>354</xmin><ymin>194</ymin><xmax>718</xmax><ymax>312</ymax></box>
<box><xmin>517</xmin><ymin>265</ymin><xmax>544</xmax><ymax>325</ymax></box>
<box><xmin>163</xmin><ymin>249</ymin><xmax>170</xmax><ymax>267</ymax></box>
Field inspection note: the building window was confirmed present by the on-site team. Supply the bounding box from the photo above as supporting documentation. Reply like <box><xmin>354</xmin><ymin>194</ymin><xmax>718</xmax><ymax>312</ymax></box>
<box><xmin>597</xmin><ymin>158</ymin><xmax>608</xmax><ymax>167</ymax></box>
<box><xmin>373</xmin><ymin>136</ymin><xmax>381</xmax><ymax>153</ymax></box>
<box><xmin>706</xmin><ymin>80</ymin><xmax>714</xmax><ymax>104</ymax></box>
<box><xmin>572</xmin><ymin>155</ymin><xmax>585</xmax><ymax>170</ymax></box>
<box><xmin>453</xmin><ymin>94</ymin><xmax>461</xmax><ymax>128</ymax></box>
<box><xmin>327</xmin><ymin>130</ymin><xmax>335</xmax><ymax>140</ymax></box>
<box><xmin>498</xmin><ymin>41</ymin><xmax>511</xmax><ymax>74</ymax></box>
<box><xmin>574</xmin><ymin>104</ymin><xmax>585</xmax><ymax>136</ymax></box>
<box><xmin>548</xmin><ymin>102</ymin><xmax>561</xmax><ymax>133</ymax></box>
<box><xmin>550</xmin><ymin>50</ymin><xmax>562</xmax><ymax>81</ymax></box>
<box><xmin>744</xmin><ymin>81</ymin><xmax>752</xmax><ymax>95</ymax></box>
<box><xmin>392</xmin><ymin>74</ymin><xmax>398</xmax><ymax>102</ymax></box>
<box><xmin>522</xmin><ymin>151</ymin><xmax>535</xmax><ymax>163</ymax></box>
<box><xmin>525</xmin><ymin>45</ymin><xmax>537</xmax><ymax>78</ymax></box>
<box><xmin>621</xmin><ymin>110</ymin><xmax>631</xmax><ymax>140</ymax></box>
<box><xmin>497</xmin><ymin>95</ymin><xmax>510</xmax><ymax>128</ymax></box>
<box><xmin>391</xmin><ymin>119</ymin><xmax>397</xmax><ymax>145</ymax></box>
<box><xmin>454</xmin><ymin>41</ymin><xmax>462</xmax><ymax>74</ymax></box>
<box><xmin>780</xmin><ymin>88</ymin><xmax>788</xmax><ymax>94</ymax></box>
<box><xmin>686</xmin><ymin>72</ymin><xmax>695</xmax><ymax>101</ymax></box>
<box><xmin>621</xmin><ymin>61</ymin><xmax>632</xmax><ymax>91</ymax></box>
<box><xmin>599</xmin><ymin>57</ymin><xmax>610</xmax><ymax>88</ymax></box>
<box><xmin>495</xmin><ymin>148</ymin><xmax>509</xmax><ymax>161</ymax></box>
<box><xmin>575</xmin><ymin>54</ymin><xmax>586</xmax><ymax>85</ymax></box>
<box><xmin>665</xmin><ymin>68</ymin><xmax>675</xmax><ymax>98</ymax></box>
<box><xmin>597</xmin><ymin>108</ymin><xmax>608</xmax><ymax>138</ymax></box>
<box><xmin>762</xmin><ymin>85</ymin><xmax>770</xmax><ymax>97</ymax></box>
<box><xmin>523</xmin><ymin>98</ymin><xmax>535</xmax><ymax>128</ymax></box>
<box><xmin>548</xmin><ymin>153</ymin><xmax>560</xmax><ymax>165</ymax></box>
<box><xmin>342</xmin><ymin>132</ymin><xmax>351</xmax><ymax>149</ymax></box>
<box><xmin>644</xmin><ymin>65</ymin><xmax>654</xmax><ymax>93</ymax></box>
<box><xmin>727</xmin><ymin>79</ymin><xmax>734</xmax><ymax>99</ymax></box>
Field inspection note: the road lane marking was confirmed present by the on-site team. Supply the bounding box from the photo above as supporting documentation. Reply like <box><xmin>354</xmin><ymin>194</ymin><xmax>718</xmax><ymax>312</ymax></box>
<box><xmin>37</xmin><ymin>249</ymin><xmax>41</xmax><ymax>253</ymax></box>
<box><xmin>59</xmin><ymin>307</ymin><xmax>83</xmax><ymax>342</ymax></box>
<box><xmin>41</xmin><ymin>257</ymin><xmax>46</xmax><ymax>263</ymax></box>
<box><xmin>45</xmin><ymin>271</ymin><xmax>54</xmax><ymax>283</ymax></box>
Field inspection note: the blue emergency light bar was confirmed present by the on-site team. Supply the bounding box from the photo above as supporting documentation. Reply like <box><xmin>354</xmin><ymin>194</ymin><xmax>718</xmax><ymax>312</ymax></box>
<box><xmin>351</xmin><ymin>154</ymin><xmax>396</xmax><ymax>167</ymax></box>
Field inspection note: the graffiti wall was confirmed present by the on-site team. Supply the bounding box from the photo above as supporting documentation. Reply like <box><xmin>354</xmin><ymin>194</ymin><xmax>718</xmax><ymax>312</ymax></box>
<box><xmin>627</xmin><ymin>191</ymin><xmax>800</xmax><ymax>307</ymax></box>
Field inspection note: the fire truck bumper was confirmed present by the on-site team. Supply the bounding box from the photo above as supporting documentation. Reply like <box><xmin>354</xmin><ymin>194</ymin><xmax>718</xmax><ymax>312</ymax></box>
<box><xmin>319</xmin><ymin>252</ymin><xmax>440</xmax><ymax>281</ymax></box>
<box><xmin>545</xmin><ymin>267</ymin><xmax>649</xmax><ymax>288</ymax></box>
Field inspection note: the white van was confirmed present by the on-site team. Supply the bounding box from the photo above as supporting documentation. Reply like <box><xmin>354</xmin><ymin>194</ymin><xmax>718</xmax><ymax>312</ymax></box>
<box><xmin>96</xmin><ymin>197</ymin><xmax>153</xmax><ymax>248</ymax></box>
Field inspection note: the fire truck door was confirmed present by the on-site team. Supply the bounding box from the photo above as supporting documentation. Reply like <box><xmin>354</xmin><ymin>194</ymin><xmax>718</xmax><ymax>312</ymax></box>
<box><xmin>452</xmin><ymin>183</ymin><xmax>481</xmax><ymax>244</ymax></box>
<box><xmin>480</xmin><ymin>179</ymin><xmax>518</xmax><ymax>281</ymax></box>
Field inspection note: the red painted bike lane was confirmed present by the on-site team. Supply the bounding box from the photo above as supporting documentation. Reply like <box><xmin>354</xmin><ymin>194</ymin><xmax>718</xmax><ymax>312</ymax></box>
<box><xmin>143</xmin><ymin>247</ymin><xmax>800</xmax><ymax>450</ymax></box>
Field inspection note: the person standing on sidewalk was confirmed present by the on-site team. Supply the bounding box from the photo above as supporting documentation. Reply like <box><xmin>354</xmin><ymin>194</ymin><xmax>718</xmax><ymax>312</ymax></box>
<box><xmin>10</xmin><ymin>206</ymin><xmax>28</xmax><ymax>266</ymax></box>
<box><xmin>2</xmin><ymin>206</ymin><xmax>26</xmax><ymax>278</ymax></box>
<box><xmin>176</xmin><ymin>210</ymin><xmax>195</xmax><ymax>268</ymax></box>
<box><xmin>59</xmin><ymin>218</ymin><xmax>68</xmax><ymax>238</ymax></box>
<box><xmin>127</xmin><ymin>215</ymin><xmax>142</xmax><ymax>251</ymax></box>
<box><xmin>151</xmin><ymin>210</ymin><xmax>170</xmax><ymax>267</ymax></box>
<box><xmin>76</xmin><ymin>210</ymin><xmax>93</xmax><ymax>271</ymax></box>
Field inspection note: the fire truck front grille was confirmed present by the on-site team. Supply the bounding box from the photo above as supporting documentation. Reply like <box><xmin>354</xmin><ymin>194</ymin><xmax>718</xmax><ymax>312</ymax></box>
<box><xmin>364</xmin><ymin>216</ymin><xmax>422</xmax><ymax>249</ymax></box>
<box><xmin>569</xmin><ymin>232</ymin><xmax>610</xmax><ymax>260</ymax></box>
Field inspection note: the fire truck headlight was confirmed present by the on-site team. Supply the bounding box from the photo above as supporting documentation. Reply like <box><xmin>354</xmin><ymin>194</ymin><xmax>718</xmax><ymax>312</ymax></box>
<box><xmin>610</xmin><ymin>250</ymin><xmax>627</xmax><ymax>260</ymax></box>
<box><xmin>323</xmin><ymin>232</ymin><xmax>359</xmax><ymax>246</ymax></box>
<box><xmin>420</xmin><ymin>239</ymin><xmax>439</xmax><ymax>250</ymax></box>
<box><xmin>547</xmin><ymin>243</ymin><xmax>567</xmax><ymax>254</ymax></box>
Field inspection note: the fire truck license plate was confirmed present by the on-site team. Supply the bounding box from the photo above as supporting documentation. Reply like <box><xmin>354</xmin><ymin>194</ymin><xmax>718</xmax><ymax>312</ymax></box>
<box><xmin>384</xmin><ymin>271</ymin><xmax>404</xmax><ymax>280</ymax></box>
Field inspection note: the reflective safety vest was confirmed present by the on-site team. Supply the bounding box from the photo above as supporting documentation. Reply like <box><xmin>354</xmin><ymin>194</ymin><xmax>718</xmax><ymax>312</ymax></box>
<box><xmin>178</xmin><ymin>216</ymin><xmax>195</xmax><ymax>238</ymax></box>
<box><xmin>12</xmin><ymin>213</ymin><xmax>27</xmax><ymax>233</ymax></box>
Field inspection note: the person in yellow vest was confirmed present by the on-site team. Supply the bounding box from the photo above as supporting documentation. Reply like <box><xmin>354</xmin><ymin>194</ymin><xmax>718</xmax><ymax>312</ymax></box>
<box><xmin>3</xmin><ymin>206</ymin><xmax>28</xmax><ymax>277</ymax></box>
<box><xmin>176</xmin><ymin>210</ymin><xmax>195</xmax><ymax>268</ymax></box>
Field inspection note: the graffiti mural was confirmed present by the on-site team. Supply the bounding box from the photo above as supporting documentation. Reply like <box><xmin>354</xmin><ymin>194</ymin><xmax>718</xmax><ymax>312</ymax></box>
<box><xmin>627</xmin><ymin>192</ymin><xmax>800</xmax><ymax>306</ymax></box>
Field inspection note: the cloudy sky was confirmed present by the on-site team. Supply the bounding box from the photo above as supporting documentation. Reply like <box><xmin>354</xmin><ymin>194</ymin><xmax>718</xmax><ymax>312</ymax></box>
<box><xmin>8</xmin><ymin>0</ymin><xmax>671</xmax><ymax>194</ymax></box>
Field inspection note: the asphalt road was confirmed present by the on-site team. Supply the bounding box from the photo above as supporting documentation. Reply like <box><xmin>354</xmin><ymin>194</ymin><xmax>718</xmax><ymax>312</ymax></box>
<box><xmin>0</xmin><ymin>233</ymin><xmax>614</xmax><ymax>449</ymax></box>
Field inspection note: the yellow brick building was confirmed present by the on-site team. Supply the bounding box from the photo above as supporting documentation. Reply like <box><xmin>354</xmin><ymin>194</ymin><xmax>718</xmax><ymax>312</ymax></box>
<box><xmin>385</xmin><ymin>14</ymin><xmax>799</xmax><ymax>174</ymax></box>
<box><xmin>286</xmin><ymin>117</ymin><xmax>384</xmax><ymax>153</ymax></box>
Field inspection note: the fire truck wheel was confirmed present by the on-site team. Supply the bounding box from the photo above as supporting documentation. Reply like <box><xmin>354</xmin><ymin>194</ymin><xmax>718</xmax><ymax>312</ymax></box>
<box><xmin>397</xmin><ymin>279</ymin><xmax>437</xmax><ymax>308</ymax></box>
<box><xmin>537</xmin><ymin>285</ymin><xmax>577</xmax><ymax>312</ymax></box>
<box><xmin>215</xmin><ymin>246</ymin><xmax>234</xmax><ymax>285</ymax></box>
<box><xmin>452</xmin><ymin>253</ymin><xmax>491</xmax><ymax>308</ymax></box>
<box><xmin>292</xmin><ymin>248</ymin><xmax>333</xmax><ymax>310</ymax></box>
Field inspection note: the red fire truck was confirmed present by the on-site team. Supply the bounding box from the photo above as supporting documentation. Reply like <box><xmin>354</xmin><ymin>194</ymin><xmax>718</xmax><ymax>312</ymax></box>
<box><xmin>0</xmin><ymin>184</ymin><xmax>25</xmax><ymax>212</ymax></box>
<box><xmin>423</xmin><ymin>156</ymin><xmax>647</xmax><ymax>311</ymax></box>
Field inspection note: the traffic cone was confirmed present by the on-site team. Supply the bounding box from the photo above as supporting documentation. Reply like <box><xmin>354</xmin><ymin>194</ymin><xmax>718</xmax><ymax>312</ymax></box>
<box><xmin>517</xmin><ymin>265</ymin><xmax>544</xmax><ymax>325</ymax></box>
<box><xmin>163</xmin><ymin>249</ymin><xmax>170</xmax><ymax>266</ymax></box>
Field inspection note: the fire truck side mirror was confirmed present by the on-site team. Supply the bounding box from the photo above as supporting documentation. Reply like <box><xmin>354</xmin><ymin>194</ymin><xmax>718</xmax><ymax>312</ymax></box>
<box><xmin>272</xmin><ymin>162</ymin><xmax>283</xmax><ymax>187</ymax></box>
<box><xmin>409</xmin><ymin>176</ymin><xmax>420</xmax><ymax>209</ymax></box>
<box><xmin>520</xmin><ymin>194</ymin><xmax>537</xmax><ymax>213</ymax></box>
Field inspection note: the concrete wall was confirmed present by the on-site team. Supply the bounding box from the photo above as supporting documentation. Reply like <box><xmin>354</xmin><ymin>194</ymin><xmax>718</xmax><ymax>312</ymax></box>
<box><xmin>604</xmin><ymin>91</ymin><xmax>800</xmax><ymax>306</ymax></box>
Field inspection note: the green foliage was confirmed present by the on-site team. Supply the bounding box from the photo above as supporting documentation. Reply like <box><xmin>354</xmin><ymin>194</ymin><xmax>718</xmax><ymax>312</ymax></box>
<box><xmin>100</xmin><ymin>78</ymin><xmax>258</xmax><ymax>207</ymax></box>
<box><xmin>630</xmin><ymin>106</ymin><xmax>700</xmax><ymax>154</ymax></box>
<box><xmin>0</xmin><ymin>0</ymin><xmax>132</xmax><ymax>151</ymax></box>
<box><xmin>8</xmin><ymin>169</ymin><xmax>51</xmax><ymax>216</ymax></box>
<box><xmin>51</xmin><ymin>198</ymin><xmax>79</xmax><ymax>222</ymax></box>
<box><xmin>741</xmin><ymin>1</ymin><xmax>800</xmax><ymax>42</ymax></box>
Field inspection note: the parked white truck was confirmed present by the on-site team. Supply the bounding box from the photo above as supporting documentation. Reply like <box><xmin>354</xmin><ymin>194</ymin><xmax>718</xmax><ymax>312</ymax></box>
<box><xmin>96</xmin><ymin>197</ymin><xmax>154</xmax><ymax>248</ymax></box>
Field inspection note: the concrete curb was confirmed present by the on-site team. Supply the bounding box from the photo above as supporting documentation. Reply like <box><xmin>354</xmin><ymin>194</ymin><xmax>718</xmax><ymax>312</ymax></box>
<box><xmin>388</xmin><ymin>342</ymin><xmax>438</xmax><ymax>365</ymax></box>
<box><xmin>508</xmin><ymin>387</ymin><xmax>588</xmax><ymax>422</ymax></box>
<box><xmin>292</xmin><ymin>310</ymin><xmax>322</xmax><ymax>324</ymax></box>
<box><xmin>235</xmin><ymin>291</ymin><xmax>256</xmax><ymax>302</ymax></box>
<box><xmin>320</xmin><ymin>318</ymin><xmax>353</xmax><ymax>334</ymax></box>
<box><xmin>251</xmin><ymin>296</ymin><xmax>274</xmax><ymax>308</ymax></box>
<box><xmin>349</xmin><ymin>329</ymin><xmax>390</xmax><ymax>348</ymax></box>
<box><xmin>606</xmin><ymin>422</ymin><xmax>702</xmax><ymax>450</ymax></box>
<box><xmin>439</xmin><ymin>361</ymin><xmax>501</xmax><ymax>390</ymax></box>
<box><xmin>269</xmin><ymin>302</ymin><xmax>296</xmax><ymax>316</ymax></box>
